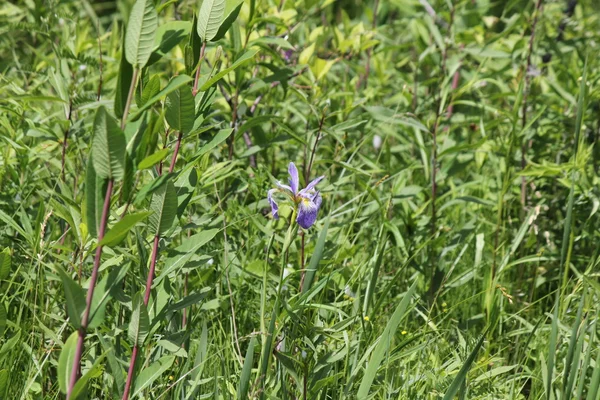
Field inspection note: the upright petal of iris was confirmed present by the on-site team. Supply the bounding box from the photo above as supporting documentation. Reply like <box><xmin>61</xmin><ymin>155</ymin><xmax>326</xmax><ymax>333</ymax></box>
<box><xmin>288</xmin><ymin>162</ymin><xmax>300</xmax><ymax>194</ymax></box>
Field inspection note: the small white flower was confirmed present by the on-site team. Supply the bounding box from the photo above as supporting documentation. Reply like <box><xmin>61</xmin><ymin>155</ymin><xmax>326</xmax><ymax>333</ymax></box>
<box><xmin>301</xmin><ymin>350</ymin><xmax>307</xmax><ymax>359</ymax></box>
<box><xmin>372</xmin><ymin>135</ymin><xmax>382</xmax><ymax>150</ymax></box>
<box><xmin>207</xmin><ymin>258</ymin><xmax>214</xmax><ymax>266</ymax></box>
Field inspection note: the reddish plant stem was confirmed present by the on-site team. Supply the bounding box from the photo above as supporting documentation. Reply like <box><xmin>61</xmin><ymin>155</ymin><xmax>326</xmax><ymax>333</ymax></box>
<box><xmin>305</xmin><ymin>112</ymin><xmax>326</xmax><ymax>183</ymax></box>
<box><xmin>67</xmin><ymin>178</ymin><xmax>114</xmax><ymax>399</ymax></box>
<box><xmin>192</xmin><ymin>41</ymin><xmax>207</xmax><ymax>97</ymax></box>
<box><xmin>121</xmin><ymin>69</ymin><xmax>139</xmax><ymax>131</ymax></box>
<box><xmin>168</xmin><ymin>132</ymin><xmax>183</xmax><ymax>174</ymax></box>
<box><xmin>122</xmin><ymin>234</ymin><xmax>160</xmax><ymax>400</ymax></box>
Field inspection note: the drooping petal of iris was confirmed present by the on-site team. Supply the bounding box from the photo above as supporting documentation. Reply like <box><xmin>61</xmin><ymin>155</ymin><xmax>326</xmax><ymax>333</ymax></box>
<box><xmin>296</xmin><ymin>191</ymin><xmax>322</xmax><ymax>229</ymax></box>
<box><xmin>267</xmin><ymin>189</ymin><xmax>279</xmax><ymax>219</ymax></box>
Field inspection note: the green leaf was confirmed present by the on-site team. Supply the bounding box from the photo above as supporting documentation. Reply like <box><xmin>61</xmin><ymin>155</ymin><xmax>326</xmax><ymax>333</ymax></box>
<box><xmin>197</xmin><ymin>0</ymin><xmax>225</xmax><ymax>43</ymax></box>
<box><xmin>0</xmin><ymin>304</ymin><xmax>6</xmax><ymax>337</ymax></box>
<box><xmin>125</xmin><ymin>0</ymin><xmax>158</xmax><ymax>68</ymax></box>
<box><xmin>0</xmin><ymin>369</ymin><xmax>7</xmax><ymax>398</ymax></box>
<box><xmin>58</xmin><ymin>331</ymin><xmax>78</xmax><ymax>394</ymax></box>
<box><xmin>192</xmin><ymin>128</ymin><xmax>232</xmax><ymax>159</ymax></box>
<box><xmin>302</xmin><ymin>217</ymin><xmax>329</xmax><ymax>293</ymax></box>
<box><xmin>149</xmin><ymin>180</ymin><xmax>178</xmax><ymax>236</ymax></box>
<box><xmin>92</xmin><ymin>107</ymin><xmax>126</xmax><ymax>180</ymax></box>
<box><xmin>237</xmin><ymin>336</ymin><xmax>256</xmax><ymax>400</ymax></box>
<box><xmin>137</xmin><ymin>148</ymin><xmax>170</xmax><ymax>170</ymax></box>
<box><xmin>154</xmin><ymin>229</ymin><xmax>219</xmax><ymax>285</ymax></box>
<box><xmin>128</xmin><ymin>293</ymin><xmax>150</xmax><ymax>347</ymax></box>
<box><xmin>99</xmin><ymin>212</ymin><xmax>151</xmax><ymax>247</ymax></box>
<box><xmin>200</xmin><ymin>49</ymin><xmax>258</xmax><ymax>91</ymax></box>
<box><xmin>357</xmin><ymin>280</ymin><xmax>417</xmax><ymax>398</ymax></box>
<box><xmin>130</xmin><ymin>74</ymin><xmax>194</xmax><ymax>121</ymax></box>
<box><xmin>136</xmin><ymin>74</ymin><xmax>161</xmax><ymax>108</ymax></box>
<box><xmin>442</xmin><ymin>327</ymin><xmax>489</xmax><ymax>400</ymax></box>
<box><xmin>115</xmin><ymin>34</ymin><xmax>134</xmax><ymax>119</ymax></box>
<box><xmin>88</xmin><ymin>263</ymin><xmax>131</xmax><ymax>329</ymax></box>
<box><xmin>56</xmin><ymin>266</ymin><xmax>85</xmax><ymax>329</ymax></box>
<box><xmin>70</xmin><ymin>352</ymin><xmax>107</xmax><ymax>399</ymax></box>
<box><xmin>131</xmin><ymin>355</ymin><xmax>175</xmax><ymax>397</ymax></box>
<box><xmin>165</xmin><ymin>85</ymin><xmax>195</xmax><ymax>134</ymax></box>
<box><xmin>84</xmin><ymin>157</ymin><xmax>107</xmax><ymax>239</ymax></box>
<box><xmin>0</xmin><ymin>248</ymin><xmax>10</xmax><ymax>280</ymax></box>
<box><xmin>212</xmin><ymin>0</ymin><xmax>243</xmax><ymax>42</ymax></box>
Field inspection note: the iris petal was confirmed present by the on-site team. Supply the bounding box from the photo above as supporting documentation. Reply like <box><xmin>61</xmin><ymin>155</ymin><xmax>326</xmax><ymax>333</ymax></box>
<box><xmin>267</xmin><ymin>189</ymin><xmax>279</xmax><ymax>219</ymax></box>
<box><xmin>296</xmin><ymin>195</ymin><xmax>321</xmax><ymax>229</ymax></box>
<box><xmin>275</xmin><ymin>181</ymin><xmax>293</xmax><ymax>193</ymax></box>
<box><xmin>299</xmin><ymin>175</ymin><xmax>324</xmax><ymax>196</ymax></box>
<box><xmin>288</xmin><ymin>162</ymin><xmax>300</xmax><ymax>194</ymax></box>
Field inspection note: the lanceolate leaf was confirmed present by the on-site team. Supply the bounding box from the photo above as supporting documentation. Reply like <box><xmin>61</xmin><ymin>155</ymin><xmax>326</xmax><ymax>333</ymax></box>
<box><xmin>212</xmin><ymin>0</ymin><xmax>243</xmax><ymax>42</ymax></box>
<box><xmin>56</xmin><ymin>266</ymin><xmax>85</xmax><ymax>329</ymax></box>
<box><xmin>0</xmin><ymin>248</ymin><xmax>11</xmax><ymax>281</ymax></box>
<box><xmin>125</xmin><ymin>0</ymin><xmax>158</xmax><ymax>69</ymax></box>
<box><xmin>357</xmin><ymin>281</ymin><xmax>417</xmax><ymax>397</ymax></box>
<box><xmin>130</xmin><ymin>74</ymin><xmax>193</xmax><ymax>121</ymax></box>
<box><xmin>58</xmin><ymin>332</ymin><xmax>78</xmax><ymax>394</ymax></box>
<box><xmin>92</xmin><ymin>107</ymin><xmax>126</xmax><ymax>180</ymax></box>
<box><xmin>200</xmin><ymin>49</ymin><xmax>258</xmax><ymax>91</ymax></box>
<box><xmin>114</xmin><ymin>34</ymin><xmax>133</xmax><ymax>119</ymax></box>
<box><xmin>131</xmin><ymin>356</ymin><xmax>175</xmax><ymax>397</ymax></box>
<box><xmin>98</xmin><ymin>212</ymin><xmax>152</xmax><ymax>247</ymax></box>
<box><xmin>128</xmin><ymin>293</ymin><xmax>150</xmax><ymax>347</ymax></box>
<box><xmin>165</xmin><ymin>85</ymin><xmax>195</xmax><ymax>134</ymax></box>
<box><xmin>149</xmin><ymin>180</ymin><xmax>178</xmax><ymax>236</ymax></box>
<box><xmin>197</xmin><ymin>0</ymin><xmax>225</xmax><ymax>43</ymax></box>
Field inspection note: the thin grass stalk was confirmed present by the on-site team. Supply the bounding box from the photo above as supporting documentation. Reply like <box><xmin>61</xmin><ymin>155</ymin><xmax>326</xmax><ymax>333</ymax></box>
<box><xmin>520</xmin><ymin>0</ymin><xmax>544</xmax><ymax>214</ymax></box>
<box><xmin>547</xmin><ymin>56</ymin><xmax>587</xmax><ymax>400</ymax></box>
<box><xmin>66</xmin><ymin>178</ymin><xmax>114</xmax><ymax>399</ymax></box>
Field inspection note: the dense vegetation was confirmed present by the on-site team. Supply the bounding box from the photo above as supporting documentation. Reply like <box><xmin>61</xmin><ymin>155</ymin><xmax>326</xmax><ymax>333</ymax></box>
<box><xmin>0</xmin><ymin>0</ymin><xmax>599</xmax><ymax>398</ymax></box>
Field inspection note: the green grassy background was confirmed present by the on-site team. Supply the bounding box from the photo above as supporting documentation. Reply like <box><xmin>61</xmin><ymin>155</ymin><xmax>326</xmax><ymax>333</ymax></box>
<box><xmin>0</xmin><ymin>0</ymin><xmax>599</xmax><ymax>398</ymax></box>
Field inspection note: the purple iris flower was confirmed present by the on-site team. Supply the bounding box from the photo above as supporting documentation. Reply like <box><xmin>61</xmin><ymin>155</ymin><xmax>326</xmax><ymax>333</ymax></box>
<box><xmin>267</xmin><ymin>162</ymin><xmax>324</xmax><ymax>229</ymax></box>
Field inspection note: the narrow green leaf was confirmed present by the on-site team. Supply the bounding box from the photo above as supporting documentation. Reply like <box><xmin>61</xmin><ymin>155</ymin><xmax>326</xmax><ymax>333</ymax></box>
<box><xmin>199</xmin><ymin>49</ymin><xmax>258</xmax><ymax>91</ymax></box>
<box><xmin>137</xmin><ymin>148</ymin><xmax>169</xmax><ymax>170</ymax></box>
<box><xmin>125</xmin><ymin>0</ymin><xmax>158</xmax><ymax>68</ymax></box>
<box><xmin>165</xmin><ymin>85</ymin><xmax>195</xmax><ymax>134</ymax></box>
<box><xmin>237</xmin><ymin>336</ymin><xmax>256</xmax><ymax>400</ymax></box>
<box><xmin>154</xmin><ymin>229</ymin><xmax>219</xmax><ymax>285</ymax></box>
<box><xmin>88</xmin><ymin>264</ymin><xmax>131</xmax><ymax>330</ymax></box>
<box><xmin>357</xmin><ymin>280</ymin><xmax>417</xmax><ymax>397</ymax></box>
<box><xmin>99</xmin><ymin>212</ymin><xmax>151</xmax><ymax>247</ymax></box>
<box><xmin>192</xmin><ymin>128</ymin><xmax>232</xmax><ymax>159</ymax></box>
<box><xmin>56</xmin><ymin>266</ymin><xmax>85</xmax><ymax>329</ymax></box>
<box><xmin>58</xmin><ymin>331</ymin><xmax>79</xmax><ymax>394</ymax></box>
<box><xmin>70</xmin><ymin>352</ymin><xmax>107</xmax><ymax>399</ymax></box>
<box><xmin>212</xmin><ymin>0</ymin><xmax>243</xmax><ymax>42</ymax></box>
<box><xmin>130</xmin><ymin>74</ymin><xmax>193</xmax><ymax>121</ymax></box>
<box><xmin>92</xmin><ymin>107</ymin><xmax>126</xmax><ymax>180</ymax></box>
<box><xmin>302</xmin><ymin>218</ymin><xmax>329</xmax><ymax>293</ymax></box>
<box><xmin>128</xmin><ymin>293</ymin><xmax>150</xmax><ymax>347</ymax></box>
<box><xmin>149</xmin><ymin>180</ymin><xmax>178</xmax><ymax>236</ymax></box>
<box><xmin>197</xmin><ymin>0</ymin><xmax>225</xmax><ymax>42</ymax></box>
<box><xmin>131</xmin><ymin>355</ymin><xmax>175</xmax><ymax>397</ymax></box>
<box><xmin>0</xmin><ymin>248</ymin><xmax>11</xmax><ymax>280</ymax></box>
<box><xmin>136</xmin><ymin>74</ymin><xmax>161</xmax><ymax>108</ymax></box>
<box><xmin>0</xmin><ymin>304</ymin><xmax>6</xmax><ymax>337</ymax></box>
<box><xmin>442</xmin><ymin>327</ymin><xmax>489</xmax><ymax>400</ymax></box>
